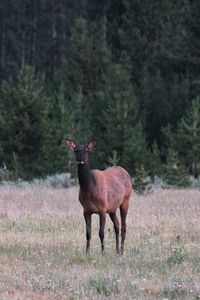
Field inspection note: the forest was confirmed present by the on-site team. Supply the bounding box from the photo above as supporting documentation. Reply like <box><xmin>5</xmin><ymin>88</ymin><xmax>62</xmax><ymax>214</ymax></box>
<box><xmin>0</xmin><ymin>0</ymin><xmax>199</xmax><ymax>183</ymax></box>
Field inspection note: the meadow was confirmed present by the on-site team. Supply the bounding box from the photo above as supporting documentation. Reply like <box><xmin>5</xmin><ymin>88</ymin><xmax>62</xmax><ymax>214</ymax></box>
<box><xmin>0</xmin><ymin>185</ymin><xmax>199</xmax><ymax>299</ymax></box>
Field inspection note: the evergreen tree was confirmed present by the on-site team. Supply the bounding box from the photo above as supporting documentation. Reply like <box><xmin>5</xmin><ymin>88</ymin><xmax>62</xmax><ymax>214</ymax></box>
<box><xmin>176</xmin><ymin>97</ymin><xmax>200</xmax><ymax>176</ymax></box>
<box><xmin>148</xmin><ymin>141</ymin><xmax>162</xmax><ymax>177</ymax></box>
<box><xmin>161</xmin><ymin>124</ymin><xmax>177</xmax><ymax>159</ymax></box>
<box><xmin>96</xmin><ymin>61</ymin><xmax>148</xmax><ymax>174</ymax></box>
<box><xmin>119</xmin><ymin>0</ymin><xmax>195</xmax><ymax>145</ymax></box>
<box><xmin>0</xmin><ymin>0</ymin><xmax>199</xmax><ymax>179</ymax></box>
<box><xmin>41</xmin><ymin>83</ymin><xmax>78</xmax><ymax>176</ymax></box>
<box><xmin>164</xmin><ymin>149</ymin><xmax>190</xmax><ymax>187</ymax></box>
<box><xmin>62</xmin><ymin>17</ymin><xmax>111</xmax><ymax>144</ymax></box>
<box><xmin>0</xmin><ymin>66</ymin><xmax>47</xmax><ymax>179</ymax></box>
<box><xmin>168</xmin><ymin>73</ymin><xmax>190</xmax><ymax>127</ymax></box>
<box><xmin>133</xmin><ymin>164</ymin><xmax>152</xmax><ymax>195</ymax></box>
<box><xmin>66</xmin><ymin>17</ymin><xmax>94</xmax><ymax>95</ymax></box>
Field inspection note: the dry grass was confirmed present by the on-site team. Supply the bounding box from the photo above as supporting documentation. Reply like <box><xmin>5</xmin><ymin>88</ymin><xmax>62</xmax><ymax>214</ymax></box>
<box><xmin>0</xmin><ymin>185</ymin><xmax>200</xmax><ymax>299</ymax></box>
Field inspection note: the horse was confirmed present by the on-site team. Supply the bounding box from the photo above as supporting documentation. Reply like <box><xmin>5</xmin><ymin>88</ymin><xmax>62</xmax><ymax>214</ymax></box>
<box><xmin>66</xmin><ymin>139</ymin><xmax>132</xmax><ymax>254</ymax></box>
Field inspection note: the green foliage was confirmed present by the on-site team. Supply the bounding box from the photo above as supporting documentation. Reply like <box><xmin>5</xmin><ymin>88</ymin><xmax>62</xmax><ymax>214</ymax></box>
<box><xmin>147</xmin><ymin>141</ymin><xmax>163</xmax><ymax>177</ymax></box>
<box><xmin>167</xmin><ymin>246</ymin><xmax>186</xmax><ymax>265</ymax></box>
<box><xmin>164</xmin><ymin>149</ymin><xmax>190</xmax><ymax>187</ymax></box>
<box><xmin>163</xmin><ymin>97</ymin><xmax>200</xmax><ymax>178</ymax></box>
<box><xmin>96</xmin><ymin>61</ymin><xmax>148</xmax><ymax>174</ymax></box>
<box><xmin>176</xmin><ymin>97</ymin><xmax>200</xmax><ymax>176</ymax></box>
<box><xmin>0</xmin><ymin>66</ymin><xmax>48</xmax><ymax>179</ymax></box>
<box><xmin>107</xmin><ymin>150</ymin><xmax>120</xmax><ymax>166</ymax></box>
<box><xmin>41</xmin><ymin>83</ymin><xmax>77</xmax><ymax>176</ymax></box>
<box><xmin>90</xmin><ymin>274</ymin><xmax>120</xmax><ymax>296</ymax></box>
<box><xmin>161</xmin><ymin>124</ymin><xmax>177</xmax><ymax>154</ymax></box>
<box><xmin>0</xmin><ymin>1</ymin><xmax>199</xmax><ymax>181</ymax></box>
<box><xmin>133</xmin><ymin>165</ymin><xmax>152</xmax><ymax>195</ymax></box>
<box><xmin>0</xmin><ymin>67</ymin><xmax>79</xmax><ymax>179</ymax></box>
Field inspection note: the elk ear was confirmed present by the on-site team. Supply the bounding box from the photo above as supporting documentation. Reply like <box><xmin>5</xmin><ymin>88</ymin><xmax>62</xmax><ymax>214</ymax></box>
<box><xmin>65</xmin><ymin>139</ymin><xmax>76</xmax><ymax>151</ymax></box>
<box><xmin>87</xmin><ymin>140</ymin><xmax>97</xmax><ymax>151</ymax></box>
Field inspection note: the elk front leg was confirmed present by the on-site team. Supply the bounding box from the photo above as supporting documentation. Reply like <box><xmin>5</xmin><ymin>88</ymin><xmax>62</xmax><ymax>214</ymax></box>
<box><xmin>99</xmin><ymin>211</ymin><xmax>106</xmax><ymax>253</ymax></box>
<box><xmin>84</xmin><ymin>211</ymin><xmax>92</xmax><ymax>253</ymax></box>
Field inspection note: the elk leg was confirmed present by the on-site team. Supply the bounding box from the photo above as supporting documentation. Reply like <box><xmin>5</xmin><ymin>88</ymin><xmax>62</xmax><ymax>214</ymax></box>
<box><xmin>120</xmin><ymin>204</ymin><xmax>128</xmax><ymax>255</ymax></box>
<box><xmin>84</xmin><ymin>211</ymin><xmax>92</xmax><ymax>253</ymax></box>
<box><xmin>109</xmin><ymin>212</ymin><xmax>120</xmax><ymax>254</ymax></box>
<box><xmin>99</xmin><ymin>211</ymin><xmax>106</xmax><ymax>253</ymax></box>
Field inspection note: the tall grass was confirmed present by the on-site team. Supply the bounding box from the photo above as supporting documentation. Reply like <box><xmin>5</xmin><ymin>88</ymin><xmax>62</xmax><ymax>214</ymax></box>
<box><xmin>0</xmin><ymin>185</ymin><xmax>199</xmax><ymax>299</ymax></box>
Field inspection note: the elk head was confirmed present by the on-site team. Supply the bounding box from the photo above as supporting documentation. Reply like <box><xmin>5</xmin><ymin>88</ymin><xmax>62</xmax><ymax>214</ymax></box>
<box><xmin>65</xmin><ymin>139</ymin><xmax>96</xmax><ymax>164</ymax></box>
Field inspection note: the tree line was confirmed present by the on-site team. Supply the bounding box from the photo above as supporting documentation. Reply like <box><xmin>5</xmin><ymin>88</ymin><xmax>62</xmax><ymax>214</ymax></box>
<box><xmin>0</xmin><ymin>0</ymin><xmax>199</xmax><ymax>181</ymax></box>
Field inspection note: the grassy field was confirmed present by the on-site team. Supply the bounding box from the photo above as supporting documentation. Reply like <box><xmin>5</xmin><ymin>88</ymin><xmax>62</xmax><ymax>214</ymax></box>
<box><xmin>0</xmin><ymin>185</ymin><xmax>199</xmax><ymax>299</ymax></box>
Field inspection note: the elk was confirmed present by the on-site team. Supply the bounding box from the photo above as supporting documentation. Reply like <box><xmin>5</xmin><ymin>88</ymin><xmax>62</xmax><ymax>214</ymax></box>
<box><xmin>65</xmin><ymin>139</ymin><xmax>132</xmax><ymax>254</ymax></box>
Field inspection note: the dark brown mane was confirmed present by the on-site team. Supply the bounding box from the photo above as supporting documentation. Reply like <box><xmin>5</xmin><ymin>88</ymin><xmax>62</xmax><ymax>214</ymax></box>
<box><xmin>77</xmin><ymin>163</ymin><xmax>95</xmax><ymax>193</ymax></box>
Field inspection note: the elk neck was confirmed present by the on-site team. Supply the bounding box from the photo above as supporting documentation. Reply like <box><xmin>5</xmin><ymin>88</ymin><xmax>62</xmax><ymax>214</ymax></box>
<box><xmin>77</xmin><ymin>162</ymin><xmax>94</xmax><ymax>192</ymax></box>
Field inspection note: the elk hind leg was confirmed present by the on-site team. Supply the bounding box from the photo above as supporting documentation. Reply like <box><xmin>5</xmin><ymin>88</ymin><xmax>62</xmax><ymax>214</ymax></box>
<box><xmin>109</xmin><ymin>212</ymin><xmax>120</xmax><ymax>254</ymax></box>
<box><xmin>120</xmin><ymin>203</ymin><xmax>128</xmax><ymax>255</ymax></box>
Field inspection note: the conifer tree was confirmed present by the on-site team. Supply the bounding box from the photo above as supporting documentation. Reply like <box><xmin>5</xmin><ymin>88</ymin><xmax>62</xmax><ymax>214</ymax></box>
<box><xmin>148</xmin><ymin>141</ymin><xmax>163</xmax><ymax>177</ymax></box>
<box><xmin>0</xmin><ymin>66</ymin><xmax>47</xmax><ymax>179</ymax></box>
<box><xmin>41</xmin><ymin>83</ymin><xmax>77</xmax><ymax>176</ymax></box>
<box><xmin>164</xmin><ymin>149</ymin><xmax>190</xmax><ymax>187</ymax></box>
<box><xmin>63</xmin><ymin>16</ymin><xmax>111</xmax><ymax>144</ymax></box>
<box><xmin>176</xmin><ymin>97</ymin><xmax>200</xmax><ymax>177</ymax></box>
<box><xmin>96</xmin><ymin>61</ymin><xmax>148</xmax><ymax>174</ymax></box>
<box><xmin>133</xmin><ymin>164</ymin><xmax>152</xmax><ymax>195</ymax></box>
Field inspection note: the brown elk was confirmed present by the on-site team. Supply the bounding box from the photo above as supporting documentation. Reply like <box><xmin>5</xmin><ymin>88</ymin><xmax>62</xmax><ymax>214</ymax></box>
<box><xmin>65</xmin><ymin>139</ymin><xmax>132</xmax><ymax>254</ymax></box>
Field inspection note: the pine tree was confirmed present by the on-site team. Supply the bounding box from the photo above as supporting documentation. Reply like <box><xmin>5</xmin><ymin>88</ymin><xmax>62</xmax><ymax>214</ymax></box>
<box><xmin>176</xmin><ymin>97</ymin><xmax>200</xmax><ymax>177</ymax></box>
<box><xmin>161</xmin><ymin>124</ymin><xmax>178</xmax><ymax>167</ymax></box>
<box><xmin>148</xmin><ymin>141</ymin><xmax>163</xmax><ymax>177</ymax></box>
<box><xmin>96</xmin><ymin>61</ymin><xmax>148</xmax><ymax>175</ymax></box>
<box><xmin>40</xmin><ymin>83</ymin><xmax>78</xmax><ymax>176</ymax></box>
<box><xmin>62</xmin><ymin>16</ymin><xmax>111</xmax><ymax>145</ymax></box>
<box><xmin>164</xmin><ymin>149</ymin><xmax>190</xmax><ymax>187</ymax></box>
<box><xmin>0</xmin><ymin>66</ymin><xmax>48</xmax><ymax>179</ymax></box>
<box><xmin>133</xmin><ymin>164</ymin><xmax>152</xmax><ymax>195</ymax></box>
